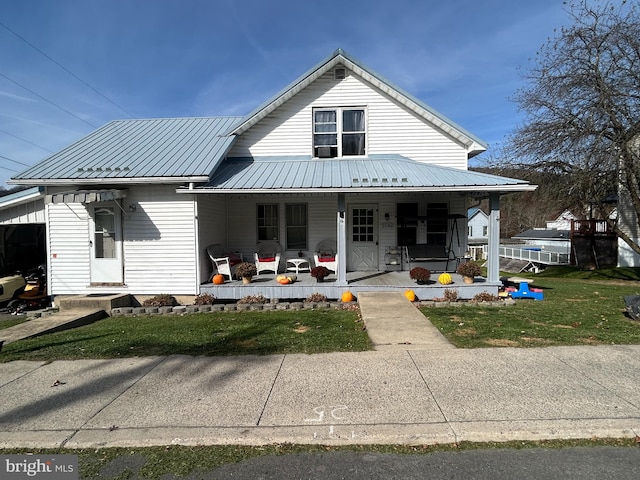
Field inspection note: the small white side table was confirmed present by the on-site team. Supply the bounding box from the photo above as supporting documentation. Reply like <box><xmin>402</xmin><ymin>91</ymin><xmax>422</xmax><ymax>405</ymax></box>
<box><xmin>286</xmin><ymin>258</ymin><xmax>311</xmax><ymax>273</ymax></box>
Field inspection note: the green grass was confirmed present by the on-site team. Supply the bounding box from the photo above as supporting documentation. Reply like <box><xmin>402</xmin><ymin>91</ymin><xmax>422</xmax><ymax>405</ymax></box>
<box><xmin>0</xmin><ymin>309</ymin><xmax>371</xmax><ymax>362</ymax></box>
<box><xmin>1</xmin><ymin>438</ymin><xmax>635</xmax><ymax>480</ymax></box>
<box><xmin>0</xmin><ymin>316</ymin><xmax>29</xmax><ymax>331</ymax></box>
<box><xmin>422</xmin><ymin>267</ymin><xmax>640</xmax><ymax>348</ymax></box>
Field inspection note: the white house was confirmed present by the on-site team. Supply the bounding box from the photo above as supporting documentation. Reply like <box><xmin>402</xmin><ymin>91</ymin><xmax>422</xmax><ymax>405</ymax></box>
<box><xmin>467</xmin><ymin>207</ymin><xmax>489</xmax><ymax>260</ymax></box>
<box><xmin>9</xmin><ymin>49</ymin><xmax>535</xmax><ymax>300</ymax></box>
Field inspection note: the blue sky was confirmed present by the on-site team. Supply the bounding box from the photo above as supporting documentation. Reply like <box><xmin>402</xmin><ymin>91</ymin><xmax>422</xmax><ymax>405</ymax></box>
<box><xmin>0</xmin><ymin>0</ymin><xmax>570</xmax><ymax>188</ymax></box>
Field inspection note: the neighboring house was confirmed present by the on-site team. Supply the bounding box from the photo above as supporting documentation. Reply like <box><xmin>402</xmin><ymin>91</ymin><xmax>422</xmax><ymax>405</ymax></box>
<box><xmin>545</xmin><ymin>209</ymin><xmax>577</xmax><ymax>230</ymax></box>
<box><xmin>467</xmin><ymin>207</ymin><xmax>489</xmax><ymax>260</ymax></box>
<box><xmin>9</xmin><ymin>49</ymin><xmax>535</xmax><ymax>299</ymax></box>
<box><xmin>0</xmin><ymin>187</ymin><xmax>46</xmax><ymax>275</ymax></box>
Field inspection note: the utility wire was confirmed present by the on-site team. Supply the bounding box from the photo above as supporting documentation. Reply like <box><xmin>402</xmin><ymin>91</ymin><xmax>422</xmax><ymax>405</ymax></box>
<box><xmin>0</xmin><ymin>128</ymin><xmax>54</xmax><ymax>153</ymax></box>
<box><xmin>0</xmin><ymin>20</ymin><xmax>135</xmax><ymax>118</ymax></box>
<box><xmin>0</xmin><ymin>73</ymin><xmax>98</xmax><ymax>128</ymax></box>
<box><xmin>0</xmin><ymin>154</ymin><xmax>28</xmax><ymax>170</ymax></box>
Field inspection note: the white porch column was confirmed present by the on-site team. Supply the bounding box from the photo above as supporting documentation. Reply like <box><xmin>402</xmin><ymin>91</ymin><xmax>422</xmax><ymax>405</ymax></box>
<box><xmin>487</xmin><ymin>192</ymin><xmax>501</xmax><ymax>283</ymax></box>
<box><xmin>336</xmin><ymin>193</ymin><xmax>348</xmax><ymax>285</ymax></box>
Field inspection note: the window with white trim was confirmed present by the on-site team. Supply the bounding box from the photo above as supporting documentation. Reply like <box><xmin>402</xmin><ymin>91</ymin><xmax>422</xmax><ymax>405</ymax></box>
<box><xmin>313</xmin><ymin>108</ymin><xmax>366</xmax><ymax>158</ymax></box>
<box><xmin>286</xmin><ymin>204</ymin><xmax>307</xmax><ymax>250</ymax></box>
<box><xmin>257</xmin><ymin>204</ymin><xmax>279</xmax><ymax>241</ymax></box>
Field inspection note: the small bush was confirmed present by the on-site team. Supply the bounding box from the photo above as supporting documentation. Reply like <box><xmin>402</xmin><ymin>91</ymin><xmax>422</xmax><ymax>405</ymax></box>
<box><xmin>409</xmin><ymin>267</ymin><xmax>431</xmax><ymax>283</ymax></box>
<box><xmin>457</xmin><ymin>261</ymin><xmax>482</xmax><ymax>278</ymax></box>
<box><xmin>310</xmin><ymin>266</ymin><xmax>331</xmax><ymax>280</ymax></box>
<box><xmin>306</xmin><ymin>292</ymin><xmax>328</xmax><ymax>303</ymax></box>
<box><xmin>238</xmin><ymin>294</ymin><xmax>269</xmax><ymax>304</ymax></box>
<box><xmin>443</xmin><ymin>288</ymin><xmax>459</xmax><ymax>302</ymax></box>
<box><xmin>194</xmin><ymin>293</ymin><xmax>216</xmax><ymax>305</ymax></box>
<box><xmin>142</xmin><ymin>294</ymin><xmax>177</xmax><ymax>307</ymax></box>
<box><xmin>236</xmin><ymin>262</ymin><xmax>257</xmax><ymax>278</ymax></box>
<box><xmin>472</xmin><ymin>291</ymin><xmax>500</xmax><ymax>302</ymax></box>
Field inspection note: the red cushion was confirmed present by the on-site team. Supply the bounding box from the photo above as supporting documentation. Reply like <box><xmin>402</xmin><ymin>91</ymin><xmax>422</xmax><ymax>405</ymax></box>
<box><xmin>318</xmin><ymin>256</ymin><xmax>335</xmax><ymax>262</ymax></box>
<box><xmin>229</xmin><ymin>258</ymin><xmax>242</xmax><ymax>267</ymax></box>
<box><xmin>259</xmin><ymin>256</ymin><xmax>276</xmax><ymax>262</ymax></box>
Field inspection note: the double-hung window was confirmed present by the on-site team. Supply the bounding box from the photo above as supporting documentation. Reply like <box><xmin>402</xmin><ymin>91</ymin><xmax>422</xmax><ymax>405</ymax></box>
<box><xmin>286</xmin><ymin>204</ymin><xmax>307</xmax><ymax>250</ymax></box>
<box><xmin>313</xmin><ymin>108</ymin><xmax>365</xmax><ymax>158</ymax></box>
<box><xmin>257</xmin><ymin>204</ymin><xmax>279</xmax><ymax>241</ymax></box>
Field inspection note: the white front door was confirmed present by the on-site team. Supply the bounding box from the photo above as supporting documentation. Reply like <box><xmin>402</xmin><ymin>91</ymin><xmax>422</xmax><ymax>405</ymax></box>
<box><xmin>90</xmin><ymin>204</ymin><xmax>123</xmax><ymax>284</ymax></box>
<box><xmin>348</xmin><ymin>205</ymin><xmax>378</xmax><ymax>271</ymax></box>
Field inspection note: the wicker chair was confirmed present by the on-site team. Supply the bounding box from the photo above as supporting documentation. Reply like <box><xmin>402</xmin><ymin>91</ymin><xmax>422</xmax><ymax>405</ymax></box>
<box><xmin>206</xmin><ymin>244</ymin><xmax>242</xmax><ymax>280</ymax></box>
<box><xmin>313</xmin><ymin>239</ymin><xmax>338</xmax><ymax>273</ymax></box>
<box><xmin>254</xmin><ymin>241</ymin><xmax>282</xmax><ymax>274</ymax></box>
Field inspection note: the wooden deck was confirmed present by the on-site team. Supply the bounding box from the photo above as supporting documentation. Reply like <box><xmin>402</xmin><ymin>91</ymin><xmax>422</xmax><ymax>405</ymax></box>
<box><xmin>200</xmin><ymin>271</ymin><xmax>500</xmax><ymax>301</ymax></box>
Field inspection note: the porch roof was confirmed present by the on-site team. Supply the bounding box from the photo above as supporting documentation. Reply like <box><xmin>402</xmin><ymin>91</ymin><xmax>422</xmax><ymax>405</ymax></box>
<box><xmin>183</xmin><ymin>155</ymin><xmax>536</xmax><ymax>194</ymax></box>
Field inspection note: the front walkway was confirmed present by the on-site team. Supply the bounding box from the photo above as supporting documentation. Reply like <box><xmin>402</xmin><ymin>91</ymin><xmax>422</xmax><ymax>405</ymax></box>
<box><xmin>358</xmin><ymin>292</ymin><xmax>455</xmax><ymax>351</ymax></box>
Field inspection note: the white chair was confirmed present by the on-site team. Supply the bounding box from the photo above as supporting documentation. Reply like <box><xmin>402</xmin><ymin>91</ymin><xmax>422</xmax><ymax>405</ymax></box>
<box><xmin>206</xmin><ymin>244</ymin><xmax>242</xmax><ymax>281</ymax></box>
<box><xmin>254</xmin><ymin>241</ymin><xmax>282</xmax><ymax>274</ymax></box>
<box><xmin>313</xmin><ymin>239</ymin><xmax>338</xmax><ymax>273</ymax></box>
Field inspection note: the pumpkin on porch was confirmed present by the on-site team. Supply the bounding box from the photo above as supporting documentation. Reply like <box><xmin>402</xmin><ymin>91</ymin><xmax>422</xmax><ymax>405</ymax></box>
<box><xmin>438</xmin><ymin>272</ymin><xmax>453</xmax><ymax>285</ymax></box>
<box><xmin>212</xmin><ymin>274</ymin><xmax>225</xmax><ymax>285</ymax></box>
<box><xmin>404</xmin><ymin>289</ymin><xmax>416</xmax><ymax>302</ymax></box>
<box><xmin>341</xmin><ymin>291</ymin><xmax>355</xmax><ymax>303</ymax></box>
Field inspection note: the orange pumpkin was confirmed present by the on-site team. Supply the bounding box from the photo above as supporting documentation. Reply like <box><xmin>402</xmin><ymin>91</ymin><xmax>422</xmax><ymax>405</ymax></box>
<box><xmin>212</xmin><ymin>274</ymin><xmax>225</xmax><ymax>285</ymax></box>
<box><xmin>341</xmin><ymin>291</ymin><xmax>355</xmax><ymax>303</ymax></box>
<box><xmin>404</xmin><ymin>289</ymin><xmax>416</xmax><ymax>302</ymax></box>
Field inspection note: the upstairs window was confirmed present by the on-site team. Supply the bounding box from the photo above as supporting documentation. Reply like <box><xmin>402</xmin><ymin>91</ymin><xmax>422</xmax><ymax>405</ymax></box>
<box><xmin>313</xmin><ymin>108</ymin><xmax>365</xmax><ymax>158</ymax></box>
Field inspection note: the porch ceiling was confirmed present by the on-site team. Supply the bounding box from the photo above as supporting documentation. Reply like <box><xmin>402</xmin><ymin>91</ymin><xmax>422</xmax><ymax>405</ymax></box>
<box><xmin>182</xmin><ymin>155</ymin><xmax>536</xmax><ymax>194</ymax></box>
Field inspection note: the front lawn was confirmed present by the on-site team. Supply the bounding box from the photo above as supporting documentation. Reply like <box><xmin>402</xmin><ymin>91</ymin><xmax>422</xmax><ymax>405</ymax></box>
<box><xmin>422</xmin><ymin>268</ymin><xmax>640</xmax><ymax>348</ymax></box>
<box><xmin>0</xmin><ymin>309</ymin><xmax>371</xmax><ymax>362</ymax></box>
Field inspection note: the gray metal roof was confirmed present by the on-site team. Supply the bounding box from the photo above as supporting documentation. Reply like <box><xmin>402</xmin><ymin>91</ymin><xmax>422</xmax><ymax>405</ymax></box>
<box><xmin>11</xmin><ymin>117</ymin><xmax>242</xmax><ymax>184</ymax></box>
<box><xmin>191</xmin><ymin>155</ymin><xmax>534</xmax><ymax>193</ymax></box>
<box><xmin>230</xmin><ymin>49</ymin><xmax>488</xmax><ymax>156</ymax></box>
<box><xmin>514</xmin><ymin>229</ymin><xmax>570</xmax><ymax>240</ymax></box>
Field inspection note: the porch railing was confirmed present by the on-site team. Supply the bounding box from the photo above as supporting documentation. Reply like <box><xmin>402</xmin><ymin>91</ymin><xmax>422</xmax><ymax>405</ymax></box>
<box><xmin>499</xmin><ymin>246</ymin><xmax>570</xmax><ymax>265</ymax></box>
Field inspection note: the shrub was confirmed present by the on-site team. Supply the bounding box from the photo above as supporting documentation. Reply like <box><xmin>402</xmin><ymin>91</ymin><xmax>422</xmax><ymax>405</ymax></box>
<box><xmin>236</xmin><ymin>262</ymin><xmax>257</xmax><ymax>278</ymax></box>
<box><xmin>472</xmin><ymin>291</ymin><xmax>500</xmax><ymax>302</ymax></box>
<box><xmin>237</xmin><ymin>294</ymin><xmax>269</xmax><ymax>304</ymax></box>
<box><xmin>457</xmin><ymin>261</ymin><xmax>482</xmax><ymax>278</ymax></box>
<box><xmin>409</xmin><ymin>267</ymin><xmax>431</xmax><ymax>283</ymax></box>
<box><xmin>194</xmin><ymin>293</ymin><xmax>216</xmax><ymax>305</ymax></box>
<box><xmin>305</xmin><ymin>292</ymin><xmax>328</xmax><ymax>303</ymax></box>
<box><xmin>142</xmin><ymin>294</ymin><xmax>177</xmax><ymax>307</ymax></box>
<box><xmin>310</xmin><ymin>266</ymin><xmax>331</xmax><ymax>280</ymax></box>
<box><xmin>443</xmin><ymin>288</ymin><xmax>459</xmax><ymax>302</ymax></box>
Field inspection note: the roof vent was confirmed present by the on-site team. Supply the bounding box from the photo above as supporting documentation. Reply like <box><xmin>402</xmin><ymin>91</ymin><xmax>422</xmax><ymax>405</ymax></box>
<box><xmin>334</xmin><ymin>67</ymin><xmax>346</xmax><ymax>80</ymax></box>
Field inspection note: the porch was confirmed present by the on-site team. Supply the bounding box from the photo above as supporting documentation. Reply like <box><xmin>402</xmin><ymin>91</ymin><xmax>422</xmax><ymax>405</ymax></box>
<box><xmin>200</xmin><ymin>270</ymin><xmax>500</xmax><ymax>301</ymax></box>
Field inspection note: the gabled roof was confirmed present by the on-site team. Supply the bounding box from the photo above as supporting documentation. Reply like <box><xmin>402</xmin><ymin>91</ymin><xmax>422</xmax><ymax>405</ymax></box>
<box><xmin>11</xmin><ymin>117</ymin><xmax>242</xmax><ymax>185</ymax></box>
<box><xmin>468</xmin><ymin>207</ymin><xmax>488</xmax><ymax>219</ymax></box>
<box><xmin>0</xmin><ymin>187</ymin><xmax>44</xmax><ymax>210</ymax></box>
<box><xmin>184</xmin><ymin>155</ymin><xmax>534</xmax><ymax>194</ymax></box>
<box><xmin>229</xmin><ymin>49</ymin><xmax>487</xmax><ymax>157</ymax></box>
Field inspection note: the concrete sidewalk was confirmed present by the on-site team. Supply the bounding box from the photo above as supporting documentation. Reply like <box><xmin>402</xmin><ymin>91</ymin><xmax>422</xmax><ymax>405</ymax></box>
<box><xmin>0</xmin><ymin>345</ymin><xmax>639</xmax><ymax>448</ymax></box>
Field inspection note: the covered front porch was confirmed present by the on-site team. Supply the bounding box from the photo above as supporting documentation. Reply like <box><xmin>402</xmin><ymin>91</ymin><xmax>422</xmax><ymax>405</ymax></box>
<box><xmin>200</xmin><ymin>270</ymin><xmax>499</xmax><ymax>301</ymax></box>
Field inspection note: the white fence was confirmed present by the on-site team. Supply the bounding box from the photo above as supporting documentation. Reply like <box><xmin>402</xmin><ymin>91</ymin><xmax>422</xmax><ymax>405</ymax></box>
<box><xmin>499</xmin><ymin>246</ymin><xmax>570</xmax><ymax>265</ymax></box>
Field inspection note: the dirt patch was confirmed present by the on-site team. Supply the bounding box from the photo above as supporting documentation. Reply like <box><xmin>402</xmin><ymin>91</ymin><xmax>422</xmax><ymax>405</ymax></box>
<box><xmin>294</xmin><ymin>325</ymin><xmax>310</xmax><ymax>333</ymax></box>
<box><xmin>484</xmin><ymin>338</ymin><xmax>519</xmax><ymax>347</ymax></box>
<box><xmin>521</xmin><ymin>336</ymin><xmax>553</xmax><ymax>345</ymax></box>
<box><xmin>454</xmin><ymin>327</ymin><xmax>478</xmax><ymax>336</ymax></box>
<box><xmin>579</xmin><ymin>336</ymin><xmax>605</xmax><ymax>345</ymax></box>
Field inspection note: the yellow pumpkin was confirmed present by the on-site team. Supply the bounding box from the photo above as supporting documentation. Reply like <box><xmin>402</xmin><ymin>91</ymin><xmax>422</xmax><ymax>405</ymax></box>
<box><xmin>438</xmin><ymin>272</ymin><xmax>453</xmax><ymax>285</ymax></box>
<box><xmin>276</xmin><ymin>274</ymin><xmax>287</xmax><ymax>283</ymax></box>
<box><xmin>341</xmin><ymin>291</ymin><xmax>355</xmax><ymax>303</ymax></box>
<box><xmin>212</xmin><ymin>274</ymin><xmax>225</xmax><ymax>285</ymax></box>
<box><xmin>404</xmin><ymin>289</ymin><xmax>416</xmax><ymax>302</ymax></box>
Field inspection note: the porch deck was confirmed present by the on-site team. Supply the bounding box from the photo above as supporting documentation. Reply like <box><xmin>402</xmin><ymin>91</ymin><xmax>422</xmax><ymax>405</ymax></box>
<box><xmin>200</xmin><ymin>271</ymin><xmax>500</xmax><ymax>301</ymax></box>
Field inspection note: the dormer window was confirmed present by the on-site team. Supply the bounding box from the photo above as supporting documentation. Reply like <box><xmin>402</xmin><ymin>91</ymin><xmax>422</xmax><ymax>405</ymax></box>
<box><xmin>313</xmin><ymin>108</ymin><xmax>366</xmax><ymax>158</ymax></box>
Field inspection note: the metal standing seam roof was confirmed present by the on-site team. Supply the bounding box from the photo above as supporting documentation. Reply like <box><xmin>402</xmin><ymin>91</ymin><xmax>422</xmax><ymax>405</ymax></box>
<box><xmin>11</xmin><ymin>117</ymin><xmax>243</xmax><ymax>183</ymax></box>
<box><xmin>189</xmin><ymin>155</ymin><xmax>535</xmax><ymax>193</ymax></box>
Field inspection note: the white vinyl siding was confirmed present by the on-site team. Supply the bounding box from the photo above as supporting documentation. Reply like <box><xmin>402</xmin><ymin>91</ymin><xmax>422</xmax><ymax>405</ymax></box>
<box><xmin>0</xmin><ymin>199</ymin><xmax>45</xmax><ymax>224</ymax></box>
<box><xmin>47</xmin><ymin>185</ymin><xmax>199</xmax><ymax>295</ymax></box>
<box><xmin>229</xmin><ymin>71</ymin><xmax>468</xmax><ymax>168</ymax></box>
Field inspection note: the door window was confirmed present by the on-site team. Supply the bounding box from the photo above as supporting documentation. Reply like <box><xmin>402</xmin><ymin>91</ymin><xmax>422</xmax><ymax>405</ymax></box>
<box><xmin>94</xmin><ymin>207</ymin><xmax>116</xmax><ymax>259</ymax></box>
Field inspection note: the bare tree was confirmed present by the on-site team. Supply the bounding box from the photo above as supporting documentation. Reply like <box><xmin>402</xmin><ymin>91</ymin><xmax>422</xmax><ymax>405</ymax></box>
<box><xmin>507</xmin><ymin>0</ymin><xmax>640</xmax><ymax>253</ymax></box>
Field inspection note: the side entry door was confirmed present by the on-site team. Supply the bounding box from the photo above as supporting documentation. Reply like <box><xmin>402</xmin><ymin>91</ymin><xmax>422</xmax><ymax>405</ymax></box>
<box><xmin>90</xmin><ymin>204</ymin><xmax>123</xmax><ymax>284</ymax></box>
